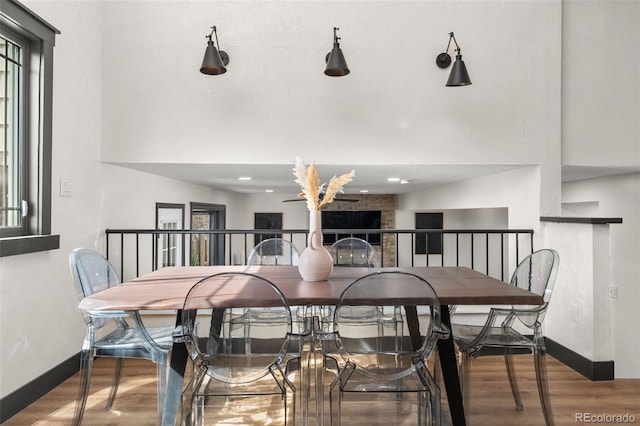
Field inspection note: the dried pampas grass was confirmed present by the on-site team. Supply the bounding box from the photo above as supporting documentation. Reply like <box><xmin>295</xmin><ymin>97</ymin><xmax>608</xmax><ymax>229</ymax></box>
<box><xmin>319</xmin><ymin>171</ymin><xmax>355</xmax><ymax>208</ymax></box>
<box><xmin>293</xmin><ymin>157</ymin><xmax>355</xmax><ymax>211</ymax></box>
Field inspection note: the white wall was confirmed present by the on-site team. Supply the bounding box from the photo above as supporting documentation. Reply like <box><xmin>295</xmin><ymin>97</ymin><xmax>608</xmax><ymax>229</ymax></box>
<box><xmin>559</xmin><ymin>0</ymin><xmax>639</xmax><ymax>379</ymax></box>
<box><xmin>559</xmin><ymin>173</ymin><xmax>640</xmax><ymax>379</ymax></box>
<box><xmin>97</xmin><ymin>0</ymin><xmax>562</xmax><ymax>216</ymax></box>
<box><xmin>398</xmin><ymin>166</ymin><xmax>541</xmax><ymax>233</ymax></box>
<box><xmin>0</xmin><ymin>0</ymin><xmax>242</xmax><ymax>398</ymax></box>
<box><xmin>562</xmin><ymin>0</ymin><xmax>639</xmax><ymax>167</ymax></box>
<box><xmin>543</xmin><ymin>221</ymin><xmax>613</xmax><ymax>364</ymax></box>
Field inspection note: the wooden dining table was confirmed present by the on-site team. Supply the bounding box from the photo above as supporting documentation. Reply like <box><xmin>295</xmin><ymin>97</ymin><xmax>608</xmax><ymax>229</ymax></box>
<box><xmin>79</xmin><ymin>265</ymin><xmax>544</xmax><ymax>426</ymax></box>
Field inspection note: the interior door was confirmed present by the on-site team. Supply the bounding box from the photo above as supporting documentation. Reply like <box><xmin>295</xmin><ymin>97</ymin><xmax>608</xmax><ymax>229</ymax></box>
<box><xmin>190</xmin><ymin>203</ymin><xmax>226</xmax><ymax>266</ymax></box>
<box><xmin>156</xmin><ymin>203</ymin><xmax>184</xmax><ymax>269</ymax></box>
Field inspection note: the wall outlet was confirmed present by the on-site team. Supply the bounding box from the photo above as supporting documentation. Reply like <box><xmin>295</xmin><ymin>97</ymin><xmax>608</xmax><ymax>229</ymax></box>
<box><xmin>609</xmin><ymin>286</ymin><xmax>618</xmax><ymax>299</ymax></box>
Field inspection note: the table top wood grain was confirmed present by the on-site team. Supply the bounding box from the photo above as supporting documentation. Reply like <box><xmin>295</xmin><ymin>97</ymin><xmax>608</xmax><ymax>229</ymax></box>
<box><xmin>78</xmin><ymin>265</ymin><xmax>543</xmax><ymax>311</ymax></box>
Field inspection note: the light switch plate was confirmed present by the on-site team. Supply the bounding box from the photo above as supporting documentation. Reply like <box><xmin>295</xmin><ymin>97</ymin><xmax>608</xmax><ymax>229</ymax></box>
<box><xmin>60</xmin><ymin>177</ymin><xmax>73</xmax><ymax>197</ymax></box>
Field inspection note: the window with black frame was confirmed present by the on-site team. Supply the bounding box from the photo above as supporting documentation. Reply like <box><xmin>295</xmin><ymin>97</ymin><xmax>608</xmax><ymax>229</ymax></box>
<box><xmin>0</xmin><ymin>0</ymin><xmax>59</xmax><ymax>256</ymax></box>
<box><xmin>254</xmin><ymin>212</ymin><xmax>283</xmax><ymax>255</ymax></box>
<box><xmin>415</xmin><ymin>212</ymin><xmax>443</xmax><ymax>255</ymax></box>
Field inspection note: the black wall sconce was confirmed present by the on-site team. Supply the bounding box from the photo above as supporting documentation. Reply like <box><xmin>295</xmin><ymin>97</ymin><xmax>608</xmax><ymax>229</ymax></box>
<box><xmin>436</xmin><ymin>32</ymin><xmax>471</xmax><ymax>86</ymax></box>
<box><xmin>200</xmin><ymin>26</ymin><xmax>229</xmax><ymax>75</ymax></box>
<box><xmin>324</xmin><ymin>27</ymin><xmax>350</xmax><ymax>76</ymax></box>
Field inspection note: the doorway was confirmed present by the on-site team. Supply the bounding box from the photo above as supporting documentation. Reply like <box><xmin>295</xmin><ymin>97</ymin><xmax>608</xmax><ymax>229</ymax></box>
<box><xmin>155</xmin><ymin>203</ymin><xmax>185</xmax><ymax>269</ymax></box>
<box><xmin>190</xmin><ymin>202</ymin><xmax>226</xmax><ymax>266</ymax></box>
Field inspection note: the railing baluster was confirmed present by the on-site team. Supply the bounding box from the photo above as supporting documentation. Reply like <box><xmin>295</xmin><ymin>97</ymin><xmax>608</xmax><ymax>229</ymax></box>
<box><xmin>530</xmin><ymin>232</ymin><xmax>534</xmax><ymax>255</ymax></box>
<box><xmin>104</xmin><ymin>228</ymin><xmax>534</xmax><ymax>280</ymax></box>
<box><xmin>425</xmin><ymin>232</ymin><xmax>430</xmax><ymax>267</ymax></box>
<box><xmin>410</xmin><ymin>233</ymin><xmax>415</xmax><ymax>267</ymax></box>
<box><xmin>500</xmin><ymin>232</ymin><xmax>505</xmax><ymax>281</ymax></box>
<box><xmin>471</xmin><ymin>233</ymin><xmax>475</xmax><ymax>270</ymax></box>
<box><xmin>120</xmin><ymin>234</ymin><xmax>124</xmax><ymax>280</ymax></box>
<box><xmin>485</xmin><ymin>232</ymin><xmax>489</xmax><ymax>275</ymax></box>
<box><xmin>244</xmin><ymin>233</ymin><xmax>248</xmax><ymax>264</ymax></box>
<box><xmin>136</xmin><ymin>233</ymin><xmax>140</xmax><ymax>277</ymax></box>
<box><xmin>106</xmin><ymin>230</ymin><xmax>110</xmax><ymax>260</ymax></box>
<box><xmin>152</xmin><ymin>231</ymin><xmax>156</xmax><ymax>271</ymax></box>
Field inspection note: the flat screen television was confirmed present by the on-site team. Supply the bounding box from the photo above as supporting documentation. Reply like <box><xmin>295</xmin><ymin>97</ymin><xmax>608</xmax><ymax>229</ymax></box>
<box><xmin>321</xmin><ymin>210</ymin><xmax>382</xmax><ymax>245</ymax></box>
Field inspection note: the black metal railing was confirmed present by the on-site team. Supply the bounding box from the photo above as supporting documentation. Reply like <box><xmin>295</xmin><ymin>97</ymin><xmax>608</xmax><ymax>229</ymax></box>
<box><xmin>105</xmin><ymin>228</ymin><xmax>534</xmax><ymax>283</ymax></box>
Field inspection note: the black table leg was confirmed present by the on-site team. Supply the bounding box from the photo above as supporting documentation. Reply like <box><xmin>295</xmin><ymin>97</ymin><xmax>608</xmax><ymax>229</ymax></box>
<box><xmin>405</xmin><ymin>305</ymin><xmax>466</xmax><ymax>426</ymax></box>
<box><xmin>404</xmin><ymin>305</ymin><xmax>423</xmax><ymax>352</ymax></box>
<box><xmin>162</xmin><ymin>310</ymin><xmax>188</xmax><ymax>426</ymax></box>
<box><xmin>437</xmin><ymin>305</ymin><xmax>466</xmax><ymax>426</ymax></box>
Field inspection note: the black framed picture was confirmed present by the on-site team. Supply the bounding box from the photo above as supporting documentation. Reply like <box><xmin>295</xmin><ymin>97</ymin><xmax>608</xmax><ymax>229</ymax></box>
<box><xmin>415</xmin><ymin>212</ymin><xmax>443</xmax><ymax>255</ymax></box>
<box><xmin>254</xmin><ymin>212</ymin><xmax>283</xmax><ymax>254</ymax></box>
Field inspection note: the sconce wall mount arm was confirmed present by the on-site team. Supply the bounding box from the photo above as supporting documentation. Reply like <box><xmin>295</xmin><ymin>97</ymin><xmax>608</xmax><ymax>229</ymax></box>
<box><xmin>324</xmin><ymin>26</ymin><xmax>350</xmax><ymax>77</ymax></box>
<box><xmin>435</xmin><ymin>31</ymin><xmax>471</xmax><ymax>86</ymax></box>
<box><xmin>200</xmin><ymin>25</ymin><xmax>230</xmax><ymax>75</ymax></box>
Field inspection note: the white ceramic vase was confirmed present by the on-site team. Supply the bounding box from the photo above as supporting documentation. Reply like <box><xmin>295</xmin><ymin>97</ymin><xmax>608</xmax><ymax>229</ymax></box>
<box><xmin>298</xmin><ymin>209</ymin><xmax>333</xmax><ymax>281</ymax></box>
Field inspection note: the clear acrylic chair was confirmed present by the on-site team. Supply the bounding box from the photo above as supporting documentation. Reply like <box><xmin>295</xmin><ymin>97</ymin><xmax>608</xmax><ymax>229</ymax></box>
<box><xmin>228</xmin><ymin>238</ymin><xmax>302</xmax><ymax>347</ymax></box>
<box><xmin>179</xmin><ymin>272</ymin><xmax>296</xmax><ymax>425</ymax></box>
<box><xmin>248</xmin><ymin>237</ymin><xmax>300</xmax><ymax>266</ymax></box>
<box><xmin>329</xmin><ymin>236</ymin><xmax>380</xmax><ymax>268</ymax></box>
<box><xmin>329</xmin><ymin>271</ymin><xmax>446</xmax><ymax>426</ymax></box>
<box><xmin>326</xmin><ymin>238</ymin><xmax>399</xmax><ymax>335</ymax></box>
<box><xmin>452</xmin><ymin>249</ymin><xmax>560</xmax><ymax>425</ymax></box>
<box><xmin>69</xmin><ymin>248</ymin><xmax>174</xmax><ymax>425</ymax></box>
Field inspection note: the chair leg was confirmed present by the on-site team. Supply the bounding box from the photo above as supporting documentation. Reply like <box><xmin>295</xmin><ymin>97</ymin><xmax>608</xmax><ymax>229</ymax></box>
<box><xmin>417</xmin><ymin>369</ymin><xmax>440</xmax><ymax>426</ymax></box>
<box><xmin>425</xmin><ymin>368</ymin><xmax>441</xmax><ymax>426</ymax></box>
<box><xmin>534</xmin><ymin>347</ymin><xmax>555</xmax><ymax>426</ymax></box>
<box><xmin>105</xmin><ymin>357</ymin><xmax>124</xmax><ymax>410</ymax></box>
<box><xmin>283</xmin><ymin>369</ymin><xmax>296</xmax><ymax>426</ymax></box>
<box><xmin>431</xmin><ymin>350</ymin><xmax>440</xmax><ymax>388</ymax></box>
<box><xmin>459</xmin><ymin>350</ymin><xmax>471</xmax><ymax>417</ymax></box>
<box><xmin>156</xmin><ymin>357</ymin><xmax>168</xmax><ymax>421</ymax></box>
<box><xmin>72</xmin><ymin>350</ymin><xmax>94</xmax><ymax>426</ymax></box>
<box><xmin>431</xmin><ymin>384</ymin><xmax>442</xmax><ymax>426</ymax></box>
<box><xmin>182</xmin><ymin>369</ymin><xmax>206</xmax><ymax>426</ymax></box>
<box><xmin>333</xmin><ymin>388</ymin><xmax>343</xmax><ymax>426</ymax></box>
<box><xmin>417</xmin><ymin>390</ymin><xmax>426</xmax><ymax>426</ymax></box>
<box><xmin>504</xmin><ymin>349</ymin><xmax>523</xmax><ymax>410</ymax></box>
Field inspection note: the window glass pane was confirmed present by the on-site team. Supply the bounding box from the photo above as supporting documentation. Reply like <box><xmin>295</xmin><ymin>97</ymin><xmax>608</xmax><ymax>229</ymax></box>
<box><xmin>0</xmin><ymin>35</ymin><xmax>23</xmax><ymax>230</ymax></box>
<box><xmin>161</xmin><ymin>221</ymin><xmax>179</xmax><ymax>267</ymax></box>
<box><xmin>191</xmin><ymin>213</ymin><xmax>211</xmax><ymax>265</ymax></box>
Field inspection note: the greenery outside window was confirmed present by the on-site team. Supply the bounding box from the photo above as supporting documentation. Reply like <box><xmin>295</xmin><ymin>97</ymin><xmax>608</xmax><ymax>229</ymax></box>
<box><xmin>0</xmin><ymin>0</ymin><xmax>59</xmax><ymax>256</ymax></box>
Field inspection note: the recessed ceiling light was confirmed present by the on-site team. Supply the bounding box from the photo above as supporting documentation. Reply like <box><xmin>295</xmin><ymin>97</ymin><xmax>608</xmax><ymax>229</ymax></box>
<box><xmin>238</xmin><ymin>176</ymin><xmax>252</xmax><ymax>181</ymax></box>
<box><xmin>265</xmin><ymin>189</ymin><xmax>274</xmax><ymax>193</ymax></box>
<box><xmin>360</xmin><ymin>189</ymin><xmax>369</xmax><ymax>193</ymax></box>
<box><xmin>387</xmin><ymin>177</ymin><xmax>401</xmax><ymax>182</ymax></box>
<box><xmin>400</xmin><ymin>179</ymin><xmax>409</xmax><ymax>184</ymax></box>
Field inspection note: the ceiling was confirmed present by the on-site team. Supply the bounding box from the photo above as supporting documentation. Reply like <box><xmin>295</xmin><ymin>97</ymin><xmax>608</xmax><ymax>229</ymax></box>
<box><xmin>110</xmin><ymin>162</ymin><xmax>640</xmax><ymax>196</ymax></box>
<box><xmin>561</xmin><ymin>165</ymin><xmax>640</xmax><ymax>183</ymax></box>
<box><xmin>112</xmin><ymin>162</ymin><xmax>527</xmax><ymax>194</ymax></box>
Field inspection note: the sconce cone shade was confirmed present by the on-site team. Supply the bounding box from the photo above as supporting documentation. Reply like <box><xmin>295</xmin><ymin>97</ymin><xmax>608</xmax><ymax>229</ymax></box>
<box><xmin>446</xmin><ymin>54</ymin><xmax>471</xmax><ymax>86</ymax></box>
<box><xmin>324</xmin><ymin>46</ymin><xmax>350</xmax><ymax>76</ymax></box>
<box><xmin>200</xmin><ymin>40</ymin><xmax>229</xmax><ymax>75</ymax></box>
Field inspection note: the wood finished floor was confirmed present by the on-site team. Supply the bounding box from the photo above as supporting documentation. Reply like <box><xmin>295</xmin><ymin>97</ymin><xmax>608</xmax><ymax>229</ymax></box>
<box><xmin>3</xmin><ymin>355</ymin><xmax>639</xmax><ymax>425</ymax></box>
